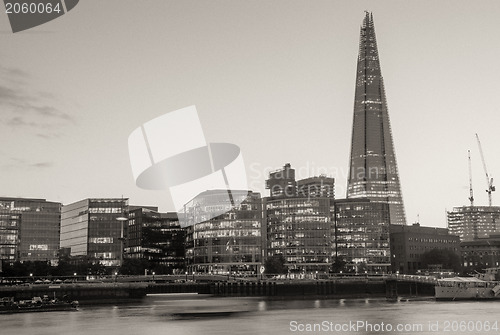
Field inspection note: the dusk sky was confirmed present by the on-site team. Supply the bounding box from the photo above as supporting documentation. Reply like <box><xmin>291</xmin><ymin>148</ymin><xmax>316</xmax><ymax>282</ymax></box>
<box><xmin>1</xmin><ymin>0</ymin><xmax>500</xmax><ymax>228</ymax></box>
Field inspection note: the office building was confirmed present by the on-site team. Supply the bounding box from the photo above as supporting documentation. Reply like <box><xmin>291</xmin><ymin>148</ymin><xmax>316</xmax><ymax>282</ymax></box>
<box><xmin>461</xmin><ymin>234</ymin><xmax>500</xmax><ymax>270</ymax></box>
<box><xmin>346</xmin><ymin>12</ymin><xmax>406</xmax><ymax>225</ymax></box>
<box><xmin>265</xmin><ymin>163</ymin><xmax>297</xmax><ymax>198</ymax></box>
<box><xmin>297</xmin><ymin>176</ymin><xmax>335</xmax><ymax>199</ymax></box>
<box><xmin>126</xmin><ymin>207</ymin><xmax>185</xmax><ymax>273</ymax></box>
<box><xmin>264</xmin><ymin>165</ymin><xmax>334</xmax><ymax>273</ymax></box>
<box><xmin>60</xmin><ymin>198</ymin><xmax>128</xmax><ymax>268</ymax></box>
<box><xmin>447</xmin><ymin>206</ymin><xmax>500</xmax><ymax>242</ymax></box>
<box><xmin>0</xmin><ymin>197</ymin><xmax>61</xmax><ymax>264</ymax></box>
<box><xmin>390</xmin><ymin>223</ymin><xmax>460</xmax><ymax>274</ymax></box>
<box><xmin>183</xmin><ymin>190</ymin><xmax>263</xmax><ymax>274</ymax></box>
<box><xmin>334</xmin><ymin>198</ymin><xmax>391</xmax><ymax>273</ymax></box>
<box><xmin>265</xmin><ymin>196</ymin><xmax>334</xmax><ymax>274</ymax></box>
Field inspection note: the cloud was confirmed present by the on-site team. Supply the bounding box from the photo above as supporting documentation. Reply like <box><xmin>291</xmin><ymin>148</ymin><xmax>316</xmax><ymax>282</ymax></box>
<box><xmin>6</xmin><ymin>116</ymin><xmax>38</xmax><ymax>127</ymax></box>
<box><xmin>30</xmin><ymin>162</ymin><xmax>53</xmax><ymax>168</ymax></box>
<box><xmin>0</xmin><ymin>156</ymin><xmax>54</xmax><ymax>170</ymax></box>
<box><xmin>0</xmin><ymin>66</ymin><xmax>75</xmax><ymax>134</ymax></box>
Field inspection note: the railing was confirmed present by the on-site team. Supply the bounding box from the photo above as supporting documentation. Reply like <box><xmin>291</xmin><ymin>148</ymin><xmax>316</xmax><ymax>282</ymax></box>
<box><xmin>386</xmin><ymin>274</ymin><xmax>438</xmax><ymax>284</ymax></box>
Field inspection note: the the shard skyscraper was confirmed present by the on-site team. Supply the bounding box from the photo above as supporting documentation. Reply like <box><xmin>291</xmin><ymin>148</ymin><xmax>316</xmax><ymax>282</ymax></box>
<box><xmin>347</xmin><ymin>12</ymin><xmax>407</xmax><ymax>226</ymax></box>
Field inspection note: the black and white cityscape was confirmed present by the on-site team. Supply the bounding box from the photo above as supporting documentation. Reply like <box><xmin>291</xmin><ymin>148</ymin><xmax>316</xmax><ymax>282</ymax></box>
<box><xmin>2</xmin><ymin>2</ymin><xmax>500</xmax><ymax>335</ymax></box>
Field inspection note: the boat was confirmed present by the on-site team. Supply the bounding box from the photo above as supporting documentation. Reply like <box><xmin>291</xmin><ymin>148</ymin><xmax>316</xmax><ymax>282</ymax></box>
<box><xmin>0</xmin><ymin>296</ymin><xmax>79</xmax><ymax>314</ymax></box>
<box><xmin>435</xmin><ymin>268</ymin><xmax>500</xmax><ymax>300</ymax></box>
<box><xmin>151</xmin><ymin>293</ymin><xmax>256</xmax><ymax>318</ymax></box>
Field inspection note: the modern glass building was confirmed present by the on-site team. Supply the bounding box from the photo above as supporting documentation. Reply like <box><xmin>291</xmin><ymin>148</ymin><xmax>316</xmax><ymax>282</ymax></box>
<box><xmin>0</xmin><ymin>197</ymin><xmax>61</xmax><ymax>264</ymax></box>
<box><xmin>447</xmin><ymin>206</ymin><xmax>500</xmax><ymax>242</ymax></box>
<box><xmin>265</xmin><ymin>197</ymin><xmax>334</xmax><ymax>274</ymax></box>
<box><xmin>335</xmin><ymin>198</ymin><xmax>391</xmax><ymax>274</ymax></box>
<box><xmin>60</xmin><ymin>198</ymin><xmax>128</xmax><ymax>268</ymax></box>
<box><xmin>183</xmin><ymin>190</ymin><xmax>263</xmax><ymax>274</ymax></box>
<box><xmin>125</xmin><ymin>208</ymin><xmax>185</xmax><ymax>273</ymax></box>
<box><xmin>347</xmin><ymin>12</ymin><xmax>406</xmax><ymax>226</ymax></box>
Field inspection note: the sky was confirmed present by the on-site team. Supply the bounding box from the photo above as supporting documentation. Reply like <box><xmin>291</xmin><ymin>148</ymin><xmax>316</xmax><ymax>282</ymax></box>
<box><xmin>1</xmin><ymin>0</ymin><xmax>500</xmax><ymax>228</ymax></box>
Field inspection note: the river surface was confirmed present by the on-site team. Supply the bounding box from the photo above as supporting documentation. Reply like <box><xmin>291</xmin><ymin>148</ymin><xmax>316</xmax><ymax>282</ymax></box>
<box><xmin>2</xmin><ymin>295</ymin><xmax>500</xmax><ymax>335</ymax></box>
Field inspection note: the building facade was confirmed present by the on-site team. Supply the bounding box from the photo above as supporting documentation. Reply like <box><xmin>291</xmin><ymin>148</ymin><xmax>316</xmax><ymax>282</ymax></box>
<box><xmin>265</xmin><ymin>163</ymin><xmax>297</xmax><ymax>198</ymax></box>
<box><xmin>390</xmin><ymin>223</ymin><xmax>460</xmax><ymax>274</ymax></box>
<box><xmin>334</xmin><ymin>199</ymin><xmax>391</xmax><ymax>274</ymax></box>
<box><xmin>125</xmin><ymin>208</ymin><xmax>185</xmax><ymax>273</ymax></box>
<box><xmin>60</xmin><ymin>198</ymin><xmax>128</xmax><ymax>268</ymax></box>
<box><xmin>447</xmin><ymin>206</ymin><xmax>500</xmax><ymax>242</ymax></box>
<box><xmin>346</xmin><ymin>12</ymin><xmax>406</xmax><ymax>226</ymax></box>
<box><xmin>0</xmin><ymin>197</ymin><xmax>61</xmax><ymax>264</ymax></box>
<box><xmin>461</xmin><ymin>234</ymin><xmax>500</xmax><ymax>271</ymax></box>
<box><xmin>183</xmin><ymin>190</ymin><xmax>263</xmax><ymax>274</ymax></box>
<box><xmin>265</xmin><ymin>196</ymin><xmax>334</xmax><ymax>274</ymax></box>
<box><xmin>297</xmin><ymin>176</ymin><xmax>335</xmax><ymax>199</ymax></box>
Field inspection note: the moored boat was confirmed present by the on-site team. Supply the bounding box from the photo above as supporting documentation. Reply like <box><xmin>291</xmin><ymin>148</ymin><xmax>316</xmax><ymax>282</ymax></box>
<box><xmin>0</xmin><ymin>296</ymin><xmax>79</xmax><ymax>314</ymax></box>
<box><xmin>435</xmin><ymin>268</ymin><xmax>500</xmax><ymax>300</ymax></box>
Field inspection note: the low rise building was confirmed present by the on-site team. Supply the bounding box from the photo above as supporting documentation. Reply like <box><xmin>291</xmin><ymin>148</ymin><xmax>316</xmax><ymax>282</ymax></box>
<box><xmin>60</xmin><ymin>198</ymin><xmax>128</xmax><ymax>269</ymax></box>
<box><xmin>461</xmin><ymin>234</ymin><xmax>500</xmax><ymax>271</ymax></box>
<box><xmin>125</xmin><ymin>208</ymin><xmax>185</xmax><ymax>273</ymax></box>
<box><xmin>183</xmin><ymin>190</ymin><xmax>263</xmax><ymax>274</ymax></box>
<box><xmin>390</xmin><ymin>223</ymin><xmax>460</xmax><ymax>274</ymax></box>
<box><xmin>335</xmin><ymin>199</ymin><xmax>391</xmax><ymax>274</ymax></box>
<box><xmin>0</xmin><ymin>197</ymin><xmax>61</xmax><ymax>264</ymax></box>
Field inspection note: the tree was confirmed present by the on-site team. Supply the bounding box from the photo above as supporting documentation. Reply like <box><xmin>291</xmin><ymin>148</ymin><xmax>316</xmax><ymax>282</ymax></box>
<box><xmin>330</xmin><ymin>257</ymin><xmax>347</xmax><ymax>273</ymax></box>
<box><xmin>421</xmin><ymin>248</ymin><xmax>461</xmax><ymax>273</ymax></box>
<box><xmin>264</xmin><ymin>255</ymin><xmax>287</xmax><ymax>275</ymax></box>
<box><xmin>119</xmin><ymin>259</ymin><xmax>151</xmax><ymax>275</ymax></box>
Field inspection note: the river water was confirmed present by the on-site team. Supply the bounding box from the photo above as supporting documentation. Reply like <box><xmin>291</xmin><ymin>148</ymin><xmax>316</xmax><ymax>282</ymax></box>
<box><xmin>2</xmin><ymin>295</ymin><xmax>500</xmax><ymax>335</ymax></box>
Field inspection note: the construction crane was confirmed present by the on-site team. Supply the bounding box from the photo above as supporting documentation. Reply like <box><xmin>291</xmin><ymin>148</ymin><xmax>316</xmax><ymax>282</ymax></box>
<box><xmin>476</xmin><ymin>133</ymin><xmax>495</xmax><ymax>206</ymax></box>
<box><xmin>468</xmin><ymin>150</ymin><xmax>474</xmax><ymax>206</ymax></box>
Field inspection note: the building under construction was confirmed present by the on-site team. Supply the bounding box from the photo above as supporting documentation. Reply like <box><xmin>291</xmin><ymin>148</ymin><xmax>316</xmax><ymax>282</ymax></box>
<box><xmin>447</xmin><ymin>134</ymin><xmax>499</xmax><ymax>242</ymax></box>
<box><xmin>447</xmin><ymin>206</ymin><xmax>500</xmax><ymax>242</ymax></box>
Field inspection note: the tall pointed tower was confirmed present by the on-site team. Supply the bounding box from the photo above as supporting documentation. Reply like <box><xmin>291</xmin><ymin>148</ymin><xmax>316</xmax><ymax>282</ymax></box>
<box><xmin>347</xmin><ymin>12</ymin><xmax>407</xmax><ymax>225</ymax></box>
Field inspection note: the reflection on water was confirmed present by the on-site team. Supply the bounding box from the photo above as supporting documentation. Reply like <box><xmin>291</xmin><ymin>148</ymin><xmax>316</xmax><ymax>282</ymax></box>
<box><xmin>2</xmin><ymin>295</ymin><xmax>500</xmax><ymax>335</ymax></box>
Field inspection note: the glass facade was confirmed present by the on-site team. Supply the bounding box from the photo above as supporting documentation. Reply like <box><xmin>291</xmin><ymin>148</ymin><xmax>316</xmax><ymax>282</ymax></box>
<box><xmin>60</xmin><ymin>198</ymin><xmax>128</xmax><ymax>267</ymax></box>
<box><xmin>0</xmin><ymin>198</ymin><xmax>61</xmax><ymax>264</ymax></box>
<box><xmin>347</xmin><ymin>12</ymin><xmax>406</xmax><ymax>226</ymax></box>
<box><xmin>266</xmin><ymin>197</ymin><xmax>333</xmax><ymax>273</ymax></box>
<box><xmin>184</xmin><ymin>190</ymin><xmax>263</xmax><ymax>274</ymax></box>
<box><xmin>335</xmin><ymin>199</ymin><xmax>390</xmax><ymax>273</ymax></box>
<box><xmin>125</xmin><ymin>208</ymin><xmax>185</xmax><ymax>273</ymax></box>
<box><xmin>447</xmin><ymin>206</ymin><xmax>500</xmax><ymax>242</ymax></box>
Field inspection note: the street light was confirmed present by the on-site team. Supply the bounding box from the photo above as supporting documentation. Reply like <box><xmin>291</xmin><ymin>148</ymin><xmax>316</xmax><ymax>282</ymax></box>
<box><xmin>116</xmin><ymin>216</ymin><xmax>128</xmax><ymax>268</ymax></box>
<box><xmin>152</xmin><ymin>272</ymin><xmax>155</xmax><ymax>281</ymax></box>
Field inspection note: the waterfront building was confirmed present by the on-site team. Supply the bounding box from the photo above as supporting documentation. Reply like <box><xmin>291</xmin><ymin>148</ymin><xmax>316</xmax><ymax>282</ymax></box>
<box><xmin>265</xmin><ymin>196</ymin><xmax>334</xmax><ymax>274</ymax></box>
<box><xmin>447</xmin><ymin>206</ymin><xmax>500</xmax><ymax>242</ymax></box>
<box><xmin>390</xmin><ymin>223</ymin><xmax>460</xmax><ymax>274</ymax></box>
<box><xmin>265</xmin><ymin>163</ymin><xmax>297</xmax><ymax>198</ymax></box>
<box><xmin>0</xmin><ymin>197</ymin><xmax>61</xmax><ymax>264</ymax></box>
<box><xmin>183</xmin><ymin>190</ymin><xmax>263</xmax><ymax>274</ymax></box>
<box><xmin>125</xmin><ymin>207</ymin><xmax>185</xmax><ymax>273</ymax></box>
<box><xmin>60</xmin><ymin>198</ymin><xmax>128</xmax><ymax>268</ymax></box>
<box><xmin>346</xmin><ymin>12</ymin><xmax>406</xmax><ymax>226</ymax></box>
<box><xmin>334</xmin><ymin>198</ymin><xmax>390</xmax><ymax>274</ymax></box>
<box><xmin>264</xmin><ymin>164</ymin><xmax>335</xmax><ymax>274</ymax></box>
<box><xmin>461</xmin><ymin>234</ymin><xmax>500</xmax><ymax>270</ymax></box>
<box><xmin>297</xmin><ymin>176</ymin><xmax>335</xmax><ymax>199</ymax></box>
